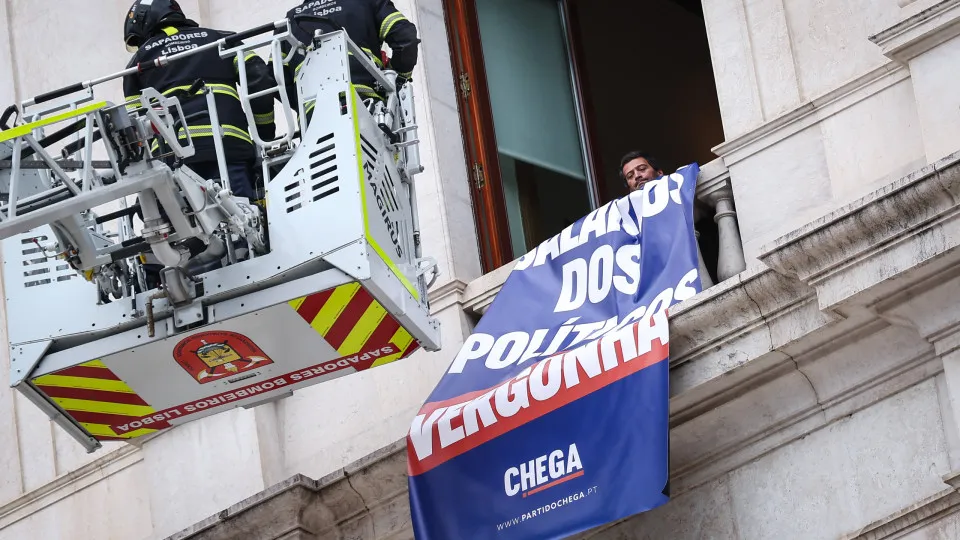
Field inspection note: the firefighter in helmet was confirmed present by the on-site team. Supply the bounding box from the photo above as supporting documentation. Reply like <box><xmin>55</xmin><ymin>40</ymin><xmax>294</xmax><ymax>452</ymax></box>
<box><xmin>278</xmin><ymin>0</ymin><xmax>421</xmax><ymax>120</ymax></box>
<box><xmin>122</xmin><ymin>0</ymin><xmax>277</xmax><ymax>201</ymax></box>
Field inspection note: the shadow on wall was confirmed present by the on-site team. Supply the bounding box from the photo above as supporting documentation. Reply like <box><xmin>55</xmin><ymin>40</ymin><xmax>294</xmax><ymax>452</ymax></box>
<box><xmin>568</xmin><ymin>0</ymin><xmax>725</xmax><ymax>204</ymax></box>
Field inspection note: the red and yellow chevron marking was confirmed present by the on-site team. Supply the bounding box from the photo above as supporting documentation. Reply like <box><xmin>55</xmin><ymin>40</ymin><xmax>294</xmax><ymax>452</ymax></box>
<box><xmin>289</xmin><ymin>283</ymin><xmax>420</xmax><ymax>370</ymax></box>
<box><xmin>32</xmin><ymin>360</ymin><xmax>163</xmax><ymax>441</ymax></box>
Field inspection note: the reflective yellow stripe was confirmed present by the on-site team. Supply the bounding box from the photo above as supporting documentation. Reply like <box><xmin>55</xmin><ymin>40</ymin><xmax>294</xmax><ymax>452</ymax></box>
<box><xmin>0</xmin><ymin>101</ymin><xmax>108</xmax><ymax>143</ymax></box>
<box><xmin>372</xmin><ymin>327</ymin><xmax>416</xmax><ymax>368</ymax></box>
<box><xmin>176</xmin><ymin>124</ymin><xmax>253</xmax><ymax>144</ymax></box>
<box><xmin>311</xmin><ymin>283</ymin><xmax>362</xmax><ymax>336</ymax></box>
<box><xmin>51</xmin><ymin>397</ymin><xmax>155</xmax><ymax>417</ymax></box>
<box><xmin>360</xmin><ymin>47</ymin><xmax>384</xmax><ymax>67</ymax></box>
<box><xmin>153</xmin><ymin>124</ymin><xmax>254</xmax><ymax>148</ymax></box>
<box><xmin>398</xmin><ymin>71</ymin><xmax>413</xmax><ymax>78</ymax></box>
<box><xmin>354</xmin><ymin>85</ymin><xmax>384</xmax><ymax>102</ymax></box>
<box><xmin>379</xmin><ymin>12</ymin><xmax>405</xmax><ymax>39</ymax></box>
<box><xmin>124</xmin><ymin>95</ymin><xmax>141</xmax><ymax>110</ymax></box>
<box><xmin>338</xmin><ymin>301</ymin><xmax>388</xmax><ymax>356</ymax></box>
<box><xmin>162</xmin><ymin>83</ymin><xmax>240</xmax><ymax>101</ymax></box>
<box><xmin>288</xmin><ymin>297</ymin><xmax>306</xmax><ymax>312</ymax></box>
<box><xmin>254</xmin><ymin>111</ymin><xmax>274</xmax><ymax>125</ymax></box>
<box><xmin>222</xmin><ymin>125</ymin><xmax>252</xmax><ymax>143</ymax></box>
<box><xmin>233</xmin><ymin>51</ymin><xmax>259</xmax><ymax>67</ymax></box>
<box><xmin>305</xmin><ymin>87</ymin><xmax>382</xmax><ymax>114</ymax></box>
<box><xmin>31</xmin><ymin>375</ymin><xmax>137</xmax><ymax>394</ymax></box>
<box><xmin>82</xmin><ymin>360</ymin><xmax>109</xmax><ymax>369</ymax></box>
<box><xmin>351</xmin><ymin>87</ymin><xmax>418</xmax><ymax>300</ymax></box>
<box><xmin>162</xmin><ymin>27</ymin><xmax>178</xmax><ymax>36</ymax></box>
<box><xmin>207</xmin><ymin>83</ymin><xmax>241</xmax><ymax>100</ymax></box>
<box><xmin>81</xmin><ymin>423</ymin><xmax>157</xmax><ymax>439</ymax></box>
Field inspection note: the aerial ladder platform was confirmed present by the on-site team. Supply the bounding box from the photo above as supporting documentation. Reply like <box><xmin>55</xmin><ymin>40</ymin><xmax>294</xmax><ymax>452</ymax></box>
<box><xmin>0</xmin><ymin>20</ymin><xmax>441</xmax><ymax>452</ymax></box>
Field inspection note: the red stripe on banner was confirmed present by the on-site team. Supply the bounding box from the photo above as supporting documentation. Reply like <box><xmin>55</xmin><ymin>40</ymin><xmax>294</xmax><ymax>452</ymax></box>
<box><xmin>414</xmin><ymin>343</ymin><xmax>587</xmax><ymax>414</ymax></box>
<box><xmin>52</xmin><ymin>366</ymin><xmax>122</xmax><ymax>381</ymax></box>
<box><xmin>68</xmin><ymin>410</ymin><xmax>171</xmax><ymax>430</ymax></box>
<box><xmin>523</xmin><ymin>470</ymin><xmax>585</xmax><ymax>498</ymax></box>
<box><xmin>296</xmin><ymin>289</ymin><xmax>333</xmax><ymax>323</ymax></box>
<box><xmin>406</xmin><ymin>323</ymin><xmax>669</xmax><ymax>476</ymax></box>
<box><xmin>35</xmin><ymin>385</ymin><xmax>151</xmax><ymax>406</ymax></box>
<box><xmin>364</xmin><ymin>315</ymin><xmax>401</xmax><ymax>351</ymax></box>
<box><xmin>324</xmin><ymin>288</ymin><xmax>375</xmax><ymax>349</ymax></box>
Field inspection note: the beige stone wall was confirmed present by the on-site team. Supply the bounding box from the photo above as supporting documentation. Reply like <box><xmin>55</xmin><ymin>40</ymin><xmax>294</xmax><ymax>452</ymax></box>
<box><xmin>705</xmin><ymin>0</ymin><xmax>960</xmax><ymax>262</ymax></box>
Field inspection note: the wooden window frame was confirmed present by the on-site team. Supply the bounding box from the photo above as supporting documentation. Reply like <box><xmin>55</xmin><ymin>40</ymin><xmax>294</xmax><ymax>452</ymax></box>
<box><xmin>443</xmin><ymin>0</ymin><xmax>513</xmax><ymax>272</ymax></box>
<box><xmin>442</xmin><ymin>0</ymin><xmax>603</xmax><ymax>272</ymax></box>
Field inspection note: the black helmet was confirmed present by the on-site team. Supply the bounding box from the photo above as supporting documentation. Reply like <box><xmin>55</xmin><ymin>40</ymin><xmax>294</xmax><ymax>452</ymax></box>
<box><xmin>124</xmin><ymin>0</ymin><xmax>189</xmax><ymax>51</ymax></box>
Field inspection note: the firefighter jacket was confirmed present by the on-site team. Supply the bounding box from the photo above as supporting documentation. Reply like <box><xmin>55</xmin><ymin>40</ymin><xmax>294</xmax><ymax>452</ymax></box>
<box><xmin>279</xmin><ymin>0</ymin><xmax>420</xmax><ymax>112</ymax></box>
<box><xmin>123</xmin><ymin>24</ymin><xmax>277</xmax><ymax>165</ymax></box>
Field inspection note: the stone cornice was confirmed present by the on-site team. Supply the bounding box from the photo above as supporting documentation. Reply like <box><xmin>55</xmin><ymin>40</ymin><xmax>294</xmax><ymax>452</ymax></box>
<box><xmin>871</xmin><ymin>0</ymin><xmax>960</xmax><ymax>62</ymax></box>
<box><xmin>167</xmin><ymin>440</ymin><xmax>411</xmax><ymax>540</ymax></box>
<box><xmin>427</xmin><ymin>278</ymin><xmax>468</xmax><ymax>314</ymax></box>
<box><xmin>462</xmin><ymin>259</ymin><xmax>517</xmax><ymax>316</ymax></box>
<box><xmin>0</xmin><ymin>444</ymin><xmax>142</xmax><ymax>530</ymax></box>
<box><xmin>712</xmin><ymin>62</ymin><xmax>908</xmax><ymax>166</ymax></box>
<box><xmin>843</xmin><ymin>470</ymin><xmax>960</xmax><ymax>539</ymax></box>
<box><xmin>759</xmin><ymin>150</ymin><xmax>960</xmax><ymax>312</ymax></box>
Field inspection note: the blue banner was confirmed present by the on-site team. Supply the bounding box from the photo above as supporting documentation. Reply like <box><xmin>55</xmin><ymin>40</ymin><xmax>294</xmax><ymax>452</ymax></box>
<box><xmin>407</xmin><ymin>164</ymin><xmax>703</xmax><ymax>539</ymax></box>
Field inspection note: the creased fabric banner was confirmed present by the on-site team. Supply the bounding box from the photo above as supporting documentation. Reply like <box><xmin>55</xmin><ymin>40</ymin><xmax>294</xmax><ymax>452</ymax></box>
<box><xmin>408</xmin><ymin>164</ymin><xmax>704</xmax><ymax>539</ymax></box>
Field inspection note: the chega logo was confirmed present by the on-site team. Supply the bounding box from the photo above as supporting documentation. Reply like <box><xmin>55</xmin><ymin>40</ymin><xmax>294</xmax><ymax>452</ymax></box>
<box><xmin>504</xmin><ymin>443</ymin><xmax>583</xmax><ymax>497</ymax></box>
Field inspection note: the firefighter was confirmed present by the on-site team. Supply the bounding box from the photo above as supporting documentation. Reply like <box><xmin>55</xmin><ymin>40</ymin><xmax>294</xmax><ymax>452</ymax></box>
<box><xmin>279</xmin><ymin>0</ymin><xmax>420</xmax><ymax>119</ymax></box>
<box><xmin>122</xmin><ymin>0</ymin><xmax>277</xmax><ymax>201</ymax></box>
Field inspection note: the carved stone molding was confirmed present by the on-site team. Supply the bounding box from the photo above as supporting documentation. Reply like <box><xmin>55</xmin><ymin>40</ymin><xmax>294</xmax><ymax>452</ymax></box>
<box><xmin>462</xmin><ymin>259</ymin><xmax>517</xmax><ymax>316</ymax></box>
<box><xmin>712</xmin><ymin>62</ymin><xmax>908</xmax><ymax>166</ymax></box>
<box><xmin>167</xmin><ymin>441</ymin><xmax>412</xmax><ymax>540</ymax></box>
<box><xmin>0</xmin><ymin>445</ymin><xmax>142</xmax><ymax>530</ymax></box>
<box><xmin>843</xmin><ymin>471</ymin><xmax>960</xmax><ymax>539</ymax></box>
<box><xmin>759</xmin><ymin>151</ymin><xmax>960</xmax><ymax>312</ymax></box>
<box><xmin>426</xmin><ymin>278</ymin><xmax>468</xmax><ymax>314</ymax></box>
<box><xmin>871</xmin><ymin>0</ymin><xmax>960</xmax><ymax>63</ymax></box>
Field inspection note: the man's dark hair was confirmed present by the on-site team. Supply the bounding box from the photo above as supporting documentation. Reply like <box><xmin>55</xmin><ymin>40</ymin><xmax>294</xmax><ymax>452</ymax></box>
<box><xmin>619</xmin><ymin>151</ymin><xmax>663</xmax><ymax>180</ymax></box>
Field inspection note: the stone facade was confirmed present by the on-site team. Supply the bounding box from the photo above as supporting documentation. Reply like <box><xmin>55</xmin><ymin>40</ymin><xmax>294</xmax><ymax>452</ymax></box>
<box><xmin>2</xmin><ymin>0</ymin><xmax>960</xmax><ymax>539</ymax></box>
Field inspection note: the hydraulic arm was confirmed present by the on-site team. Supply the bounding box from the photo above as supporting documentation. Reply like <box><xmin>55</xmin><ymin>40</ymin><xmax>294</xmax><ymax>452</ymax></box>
<box><xmin>0</xmin><ymin>20</ymin><xmax>440</xmax><ymax>452</ymax></box>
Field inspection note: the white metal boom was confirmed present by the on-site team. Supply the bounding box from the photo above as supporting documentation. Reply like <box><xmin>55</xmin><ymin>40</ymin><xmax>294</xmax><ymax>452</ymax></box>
<box><xmin>0</xmin><ymin>20</ymin><xmax>440</xmax><ymax>452</ymax></box>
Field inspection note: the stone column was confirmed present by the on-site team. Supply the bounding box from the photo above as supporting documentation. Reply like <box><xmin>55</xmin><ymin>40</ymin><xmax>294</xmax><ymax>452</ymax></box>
<box><xmin>713</xmin><ymin>189</ymin><xmax>747</xmax><ymax>281</ymax></box>
<box><xmin>698</xmin><ymin>161</ymin><xmax>747</xmax><ymax>283</ymax></box>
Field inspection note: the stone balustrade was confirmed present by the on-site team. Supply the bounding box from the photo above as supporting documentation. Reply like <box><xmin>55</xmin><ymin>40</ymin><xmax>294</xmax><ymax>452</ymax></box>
<box><xmin>696</xmin><ymin>159</ymin><xmax>747</xmax><ymax>288</ymax></box>
<box><xmin>461</xmin><ymin>159</ymin><xmax>749</xmax><ymax>316</ymax></box>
